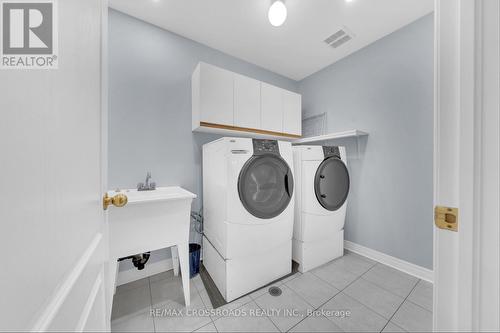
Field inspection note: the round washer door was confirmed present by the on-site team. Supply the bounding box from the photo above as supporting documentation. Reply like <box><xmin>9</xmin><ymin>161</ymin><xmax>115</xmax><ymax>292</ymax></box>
<box><xmin>314</xmin><ymin>157</ymin><xmax>350</xmax><ymax>211</ymax></box>
<box><xmin>238</xmin><ymin>155</ymin><xmax>294</xmax><ymax>219</ymax></box>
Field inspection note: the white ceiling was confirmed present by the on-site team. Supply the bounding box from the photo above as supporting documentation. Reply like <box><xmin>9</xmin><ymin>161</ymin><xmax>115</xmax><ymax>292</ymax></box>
<box><xmin>109</xmin><ymin>0</ymin><xmax>433</xmax><ymax>81</ymax></box>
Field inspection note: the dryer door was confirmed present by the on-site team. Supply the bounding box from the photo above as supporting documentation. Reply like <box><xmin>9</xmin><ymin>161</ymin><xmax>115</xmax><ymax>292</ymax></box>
<box><xmin>238</xmin><ymin>154</ymin><xmax>294</xmax><ymax>219</ymax></box>
<box><xmin>314</xmin><ymin>157</ymin><xmax>350</xmax><ymax>211</ymax></box>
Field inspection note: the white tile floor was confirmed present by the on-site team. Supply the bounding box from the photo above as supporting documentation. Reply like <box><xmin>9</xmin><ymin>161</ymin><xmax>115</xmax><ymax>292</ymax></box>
<box><xmin>111</xmin><ymin>252</ymin><xmax>433</xmax><ymax>332</ymax></box>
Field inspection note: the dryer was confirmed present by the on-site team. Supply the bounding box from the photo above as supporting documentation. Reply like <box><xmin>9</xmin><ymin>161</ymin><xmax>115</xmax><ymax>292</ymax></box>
<box><xmin>202</xmin><ymin>137</ymin><xmax>295</xmax><ymax>301</ymax></box>
<box><xmin>292</xmin><ymin>145</ymin><xmax>349</xmax><ymax>273</ymax></box>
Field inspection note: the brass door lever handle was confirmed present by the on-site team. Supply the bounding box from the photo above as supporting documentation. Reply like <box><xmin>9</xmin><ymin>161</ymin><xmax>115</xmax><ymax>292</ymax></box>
<box><xmin>103</xmin><ymin>193</ymin><xmax>128</xmax><ymax>210</ymax></box>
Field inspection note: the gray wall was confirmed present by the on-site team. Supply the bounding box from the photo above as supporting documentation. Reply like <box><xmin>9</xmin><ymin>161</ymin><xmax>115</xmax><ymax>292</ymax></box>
<box><xmin>109</xmin><ymin>9</ymin><xmax>297</xmax><ymax>196</ymax></box>
<box><xmin>108</xmin><ymin>9</ymin><xmax>298</xmax><ymax>270</ymax></box>
<box><xmin>298</xmin><ymin>14</ymin><xmax>434</xmax><ymax>269</ymax></box>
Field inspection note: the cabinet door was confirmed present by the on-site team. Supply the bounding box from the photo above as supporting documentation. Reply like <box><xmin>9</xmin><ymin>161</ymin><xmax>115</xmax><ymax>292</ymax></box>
<box><xmin>200</xmin><ymin>63</ymin><xmax>234</xmax><ymax>125</ymax></box>
<box><xmin>234</xmin><ymin>74</ymin><xmax>260</xmax><ymax>129</ymax></box>
<box><xmin>283</xmin><ymin>90</ymin><xmax>302</xmax><ymax>135</ymax></box>
<box><xmin>261</xmin><ymin>82</ymin><xmax>283</xmax><ymax>133</ymax></box>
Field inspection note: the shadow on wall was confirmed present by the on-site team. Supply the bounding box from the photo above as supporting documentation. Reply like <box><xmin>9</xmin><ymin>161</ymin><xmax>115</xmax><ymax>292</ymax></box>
<box><xmin>192</xmin><ymin>132</ymin><xmax>223</xmax><ymax>210</ymax></box>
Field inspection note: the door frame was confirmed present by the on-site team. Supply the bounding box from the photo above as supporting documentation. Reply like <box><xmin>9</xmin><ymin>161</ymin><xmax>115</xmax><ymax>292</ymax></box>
<box><xmin>100</xmin><ymin>0</ymin><xmax>112</xmax><ymax>328</ymax></box>
<box><xmin>433</xmin><ymin>0</ymin><xmax>499</xmax><ymax>330</ymax></box>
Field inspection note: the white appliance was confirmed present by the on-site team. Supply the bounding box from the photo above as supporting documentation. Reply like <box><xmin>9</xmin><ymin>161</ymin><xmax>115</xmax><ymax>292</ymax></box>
<box><xmin>202</xmin><ymin>137</ymin><xmax>295</xmax><ymax>301</ymax></box>
<box><xmin>292</xmin><ymin>145</ymin><xmax>349</xmax><ymax>273</ymax></box>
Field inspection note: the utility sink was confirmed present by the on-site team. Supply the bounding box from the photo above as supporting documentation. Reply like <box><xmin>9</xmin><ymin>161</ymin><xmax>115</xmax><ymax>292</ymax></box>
<box><xmin>107</xmin><ymin>186</ymin><xmax>196</xmax><ymax>306</ymax></box>
<box><xmin>108</xmin><ymin>186</ymin><xmax>196</xmax><ymax>204</ymax></box>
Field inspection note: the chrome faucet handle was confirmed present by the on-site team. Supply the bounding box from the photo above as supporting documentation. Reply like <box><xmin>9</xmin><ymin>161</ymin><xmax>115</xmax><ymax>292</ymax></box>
<box><xmin>145</xmin><ymin>172</ymin><xmax>152</xmax><ymax>186</ymax></box>
<box><xmin>138</xmin><ymin>172</ymin><xmax>155</xmax><ymax>191</ymax></box>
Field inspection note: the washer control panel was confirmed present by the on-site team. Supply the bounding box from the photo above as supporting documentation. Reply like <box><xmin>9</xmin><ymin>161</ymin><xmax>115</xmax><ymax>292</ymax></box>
<box><xmin>323</xmin><ymin>146</ymin><xmax>340</xmax><ymax>159</ymax></box>
<box><xmin>253</xmin><ymin>139</ymin><xmax>280</xmax><ymax>155</ymax></box>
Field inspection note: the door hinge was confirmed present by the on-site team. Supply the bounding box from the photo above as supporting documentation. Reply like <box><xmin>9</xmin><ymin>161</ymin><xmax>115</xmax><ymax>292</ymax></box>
<box><xmin>434</xmin><ymin>206</ymin><xmax>458</xmax><ymax>232</ymax></box>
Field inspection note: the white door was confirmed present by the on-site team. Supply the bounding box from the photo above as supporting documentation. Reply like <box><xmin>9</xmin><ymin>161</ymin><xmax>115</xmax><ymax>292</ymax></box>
<box><xmin>234</xmin><ymin>73</ymin><xmax>261</xmax><ymax>129</ymax></box>
<box><xmin>0</xmin><ymin>0</ymin><xmax>109</xmax><ymax>331</ymax></box>
<box><xmin>283</xmin><ymin>90</ymin><xmax>302</xmax><ymax>136</ymax></box>
<box><xmin>261</xmin><ymin>82</ymin><xmax>283</xmax><ymax>133</ymax></box>
<box><xmin>434</xmin><ymin>0</ymin><xmax>499</xmax><ymax>331</ymax></box>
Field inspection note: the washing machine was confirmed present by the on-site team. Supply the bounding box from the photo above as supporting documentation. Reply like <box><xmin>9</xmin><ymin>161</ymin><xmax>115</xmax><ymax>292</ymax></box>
<box><xmin>292</xmin><ymin>145</ymin><xmax>349</xmax><ymax>273</ymax></box>
<box><xmin>202</xmin><ymin>137</ymin><xmax>295</xmax><ymax>301</ymax></box>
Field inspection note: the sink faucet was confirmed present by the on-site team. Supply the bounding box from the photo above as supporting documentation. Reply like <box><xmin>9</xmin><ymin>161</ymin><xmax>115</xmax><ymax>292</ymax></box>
<box><xmin>137</xmin><ymin>171</ymin><xmax>156</xmax><ymax>191</ymax></box>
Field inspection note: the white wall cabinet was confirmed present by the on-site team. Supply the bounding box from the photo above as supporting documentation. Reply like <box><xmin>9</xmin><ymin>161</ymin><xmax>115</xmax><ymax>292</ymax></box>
<box><xmin>261</xmin><ymin>82</ymin><xmax>283</xmax><ymax>133</ymax></box>
<box><xmin>234</xmin><ymin>74</ymin><xmax>261</xmax><ymax>129</ymax></box>
<box><xmin>192</xmin><ymin>62</ymin><xmax>302</xmax><ymax>139</ymax></box>
<box><xmin>192</xmin><ymin>62</ymin><xmax>234</xmax><ymax>127</ymax></box>
<box><xmin>283</xmin><ymin>90</ymin><xmax>302</xmax><ymax>135</ymax></box>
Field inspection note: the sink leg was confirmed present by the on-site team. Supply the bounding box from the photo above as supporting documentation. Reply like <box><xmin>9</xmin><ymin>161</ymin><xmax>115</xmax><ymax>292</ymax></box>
<box><xmin>171</xmin><ymin>246</ymin><xmax>179</xmax><ymax>276</ymax></box>
<box><xmin>177</xmin><ymin>242</ymin><xmax>191</xmax><ymax>307</ymax></box>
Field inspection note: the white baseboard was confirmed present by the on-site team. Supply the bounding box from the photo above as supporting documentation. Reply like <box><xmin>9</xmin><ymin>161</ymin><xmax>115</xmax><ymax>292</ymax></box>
<box><xmin>116</xmin><ymin>242</ymin><xmax>433</xmax><ymax>285</ymax></box>
<box><xmin>116</xmin><ymin>258</ymin><xmax>174</xmax><ymax>286</ymax></box>
<box><xmin>344</xmin><ymin>240</ymin><xmax>434</xmax><ymax>283</ymax></box>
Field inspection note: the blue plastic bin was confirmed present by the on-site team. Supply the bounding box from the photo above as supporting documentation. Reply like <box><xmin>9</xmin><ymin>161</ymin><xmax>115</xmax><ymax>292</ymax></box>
<box><xmin>189</xmin><ymin>243</ymin><xmax>201</xmax><ymax>278</ymax></box>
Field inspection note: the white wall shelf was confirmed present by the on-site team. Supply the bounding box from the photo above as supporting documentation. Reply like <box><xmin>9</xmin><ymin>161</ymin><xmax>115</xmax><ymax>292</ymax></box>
<box><xmin>293</xmin><ymin>129</ymin><xmax>368</xmax><ymax>158</ymax></box>
<box><xmin>293</xmin><ymin>130</ymin><xmax>368</xmax><ymax>144</ymax></box>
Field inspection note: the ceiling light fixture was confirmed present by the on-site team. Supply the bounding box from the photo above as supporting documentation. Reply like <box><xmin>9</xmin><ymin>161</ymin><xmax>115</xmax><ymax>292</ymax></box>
<box><xmin>268</xmin><ymin>0</ymin><xmax>287</xmax><ymax>27</ymax></box>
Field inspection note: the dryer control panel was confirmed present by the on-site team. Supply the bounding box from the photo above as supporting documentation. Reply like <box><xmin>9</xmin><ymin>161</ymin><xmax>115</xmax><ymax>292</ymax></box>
<box><xmin>323</xmin><ymin>146</ymin><xmax>340</xmax><ymax>159</ymax></box>
<box><xmin>253</xmin><ymin>139</ymin><xmax>280</xmax><ymax>156</ymax></box>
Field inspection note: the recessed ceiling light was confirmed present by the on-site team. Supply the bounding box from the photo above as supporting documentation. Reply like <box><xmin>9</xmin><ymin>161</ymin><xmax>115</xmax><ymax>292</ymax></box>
<box><xmin>268</xmin><ymin>0</ymin><xmax>287</xmax><ymax>27</ymax></box>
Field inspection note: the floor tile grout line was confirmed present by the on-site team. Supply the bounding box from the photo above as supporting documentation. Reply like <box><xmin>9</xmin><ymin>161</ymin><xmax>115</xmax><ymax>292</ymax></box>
<box><xmin>189</xmin><ymin>276</ymin><xmax>218</xmax><ymax>333</ymax></box>
<box><xmin>252</xmin><ymin>283</ymin><xmax>327</xmax><ymax>332</ymax></box>
<box><xmin>357</xmin><ymin>264</ymin><xmax>414</xmax><ymax>294</ymax></box>
<box><xmin>275</xmin><ymin>284</ymin><xmax>319</xmax><ymax>332</ymax></box>
<box><xmin>147</xmin><ymin>277</ymin><xmax>157</xmax><ymax>333</ymax></box>
<box><xmin>205</xmin><ymin>292</ymin><xmax>219</xmax><ymax>333</ymax></box>
<box><xmin>310</xmin><ymin>258</ymin><xmax>378</xmax><ymax>297</ymax></box>
<box><xmin>280</xmin><ymin>283</ymin><xmax>311</xmax><ymax>303</ymax></box>
<box><xmin>208</xmin><ymin>290</ymin><xmax>254</xmax><ymax>325</ymax></box>
<box><xmin>114</xmin><ymin>277</ymin><xmax>151</xmax><ymax>295</ymax></box>
<box><xmin>341</xmin><ymin>277</ymin><xmax>406</xmax><ymax>322</ymax></box>
<box><xmin>281</xmin><ymin>274</ymin><xmax>338</xmax><ymax>310</ymax></box>
<box><xmin>282</xmin><ymin>290</ymin><xmax>341</xmax><ymax>333</ymax></box>
<box><xmin>284</xmin><ymin>312</ymin><xmax>314</xmax><ymax>332</ymax></box>
<box><xmin>249</xmin><ymin>272</ymin><xmax>301</xmax><ymax>301</ymax></box>
<box><xmin>357</xmin><ymin>263</ymin><xmax>422</xmax><ymax>300</ymax></box>
<box><xmin>252</xmin><ymin>296</ymin><xmax>284</xmax><ymax>332</ymax></box>
<box><xmin>150</xmin><ymin>273</ymin><xmax>214</xmax><ymax>333</ymax></box>
<box><xmin>318</xmin><ymin>271</ymin><xmax>365</xmax><ymax>308</ymax></box>
<box><xmin>280</xmin><ymin>273</ymin><xmax>301</xmax><ymax>286</ymax></box>
<box><xmin>304</xmin><ymin>263</ymin><xmax>385</xmax><ymax>329</ymax></box>
<box><xmin>293</xmin><ymin>275</ymin><xmax>360</xmax><ymax>328</ymax></box>
<box><xmin>346</xmin><ymin>255</ymin><xmax>425</xmax><ymax>298</ymax></box>
<box><xmin>245</xmin><ymin>282</ymin><xmax>311</xmax><ymax>332</ymax></box>
<box><xmin>284</xmin><ymin>268</ymin><xmax>368</xmax><ymax>333</ymax></box>
<box><xmin>405</xmin><ymin>295</ymin><xmax>433</xmax><ymax>314</ymax></box>
<box><xmin>379</xmin><ymin>278</ymin><xmax>421</xmax><ymax>332</ymax></box>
